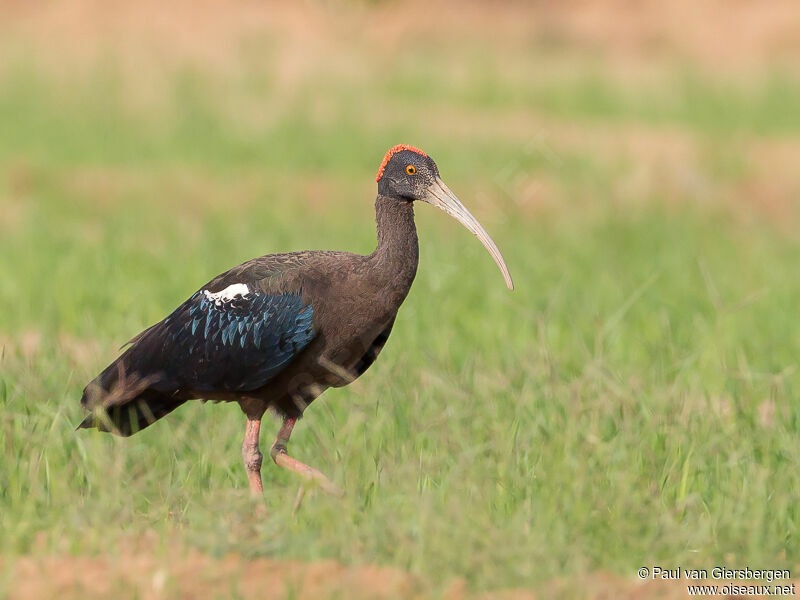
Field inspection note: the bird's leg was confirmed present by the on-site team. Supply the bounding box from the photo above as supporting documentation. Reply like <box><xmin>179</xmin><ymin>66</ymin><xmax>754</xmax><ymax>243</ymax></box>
<box><xmin>270</xmin><ymin>417</ymin><xmax>343</xmax><ymax>497</ymax></box>
<box><xmin>242</xmin><ymin>415</ymin><xmax>265</xmax><ymax>496</ymax></box>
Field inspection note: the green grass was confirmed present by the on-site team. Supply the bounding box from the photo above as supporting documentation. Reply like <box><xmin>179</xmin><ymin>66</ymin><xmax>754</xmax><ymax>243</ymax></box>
<box><xmin>1</xmin><ymin>60</ymin><xmax>800</xmax><ymax>596</ymax></box>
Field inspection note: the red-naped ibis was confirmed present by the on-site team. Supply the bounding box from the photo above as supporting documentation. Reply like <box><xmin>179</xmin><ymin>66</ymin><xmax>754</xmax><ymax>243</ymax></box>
<box><xmin>79</xmin><ymin>145</ymin><xmax>514</xmax><ymax>496</ymax></box>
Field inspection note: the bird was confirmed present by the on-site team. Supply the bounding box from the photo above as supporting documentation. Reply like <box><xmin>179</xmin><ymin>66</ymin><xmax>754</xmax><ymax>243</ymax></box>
<box><xmin>78</xmin><ymin>144</ymin><xmax>514</xmax><ymax>497</ymax></box>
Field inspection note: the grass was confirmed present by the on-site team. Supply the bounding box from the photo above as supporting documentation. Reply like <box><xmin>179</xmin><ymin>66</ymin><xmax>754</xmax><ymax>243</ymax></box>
<box><xmin>1</xmin><ymin>52</ymin><xmax>800</xmax><ymax>596</ymax></box>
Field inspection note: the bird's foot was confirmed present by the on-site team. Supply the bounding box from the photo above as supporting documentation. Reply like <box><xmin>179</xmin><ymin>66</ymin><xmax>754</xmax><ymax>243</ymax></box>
<box><xmin>270</xmin><ymin>443</ymin><xmax>344</xmax><ymax>497</ymax></box>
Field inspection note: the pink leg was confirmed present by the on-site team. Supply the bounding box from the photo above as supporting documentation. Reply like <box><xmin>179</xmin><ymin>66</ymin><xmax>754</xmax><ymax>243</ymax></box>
<box><xmin>242</xmin><ymin>416</ymin><xmax>264</xmax><ymax>496</ymax></box>
<box><xmin>270</xmin><ymin>417</ymin><xmax>343</xmax><ymax>496</ymax></box>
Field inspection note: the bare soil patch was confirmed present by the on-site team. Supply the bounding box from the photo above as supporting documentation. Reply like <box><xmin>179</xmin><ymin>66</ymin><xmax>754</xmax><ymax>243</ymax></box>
<box><xmin>2</xmin><ymin>553</ymin><xmax>794</xmax><ymax>599</ymax></box>
<box><xmin>5</xmin><ymin>553</ymin><xmax>421</xmax><ymax>600</ymax></box>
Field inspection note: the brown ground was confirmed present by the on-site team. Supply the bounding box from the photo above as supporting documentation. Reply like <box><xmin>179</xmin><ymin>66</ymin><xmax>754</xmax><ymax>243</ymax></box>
<box><xmin>4</xmin><ymin>552</ymin><xmax>793</xmax><ymax>599</ymax></box>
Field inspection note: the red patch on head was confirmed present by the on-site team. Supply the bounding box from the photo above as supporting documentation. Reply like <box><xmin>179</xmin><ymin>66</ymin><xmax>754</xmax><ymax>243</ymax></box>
<box><xmin>376</xmin><ymin>144</ymin><xmax>428</xmax><ymax>182</ymax></box>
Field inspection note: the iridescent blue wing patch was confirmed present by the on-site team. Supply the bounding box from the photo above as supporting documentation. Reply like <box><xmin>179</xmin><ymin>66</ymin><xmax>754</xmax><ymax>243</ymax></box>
<box><xmin>155</xmin><ymin>285</ymin><xmax>314</xmax><ymax>392</ymax></box>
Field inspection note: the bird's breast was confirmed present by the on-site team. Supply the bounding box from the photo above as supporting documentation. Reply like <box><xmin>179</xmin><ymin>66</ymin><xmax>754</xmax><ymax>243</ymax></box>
<box><xmin>311</xmin><ymin>285</ymin><xmax>397</xmax><ymax>378</ymax></box>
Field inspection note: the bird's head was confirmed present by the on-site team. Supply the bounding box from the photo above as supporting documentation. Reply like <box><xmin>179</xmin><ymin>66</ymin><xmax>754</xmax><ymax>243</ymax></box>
<box><xmin>376</xmin><ymin>144</ymin><xmax>514</xmax><ymax>290</ymax></box>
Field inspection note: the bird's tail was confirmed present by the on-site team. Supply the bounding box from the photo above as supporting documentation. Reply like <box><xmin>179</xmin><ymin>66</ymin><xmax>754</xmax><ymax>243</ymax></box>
<box><xmin>78</xmin><ymin>359</ymin><xmax>185</xmax><ymax>437</ymax></box>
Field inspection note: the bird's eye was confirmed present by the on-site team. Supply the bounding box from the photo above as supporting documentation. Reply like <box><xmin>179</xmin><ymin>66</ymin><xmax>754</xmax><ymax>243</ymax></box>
<box><xmin>405</xmin><ymin>165</ymin><xmax>416</xmax><ymax>175</ymax></box>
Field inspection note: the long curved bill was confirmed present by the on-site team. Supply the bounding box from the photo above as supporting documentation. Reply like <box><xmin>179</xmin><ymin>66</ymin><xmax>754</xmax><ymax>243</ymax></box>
<box><xmin>422</xmin><ymin>177</ymin><xmax>514</xmax><ymax>290</ymax></box>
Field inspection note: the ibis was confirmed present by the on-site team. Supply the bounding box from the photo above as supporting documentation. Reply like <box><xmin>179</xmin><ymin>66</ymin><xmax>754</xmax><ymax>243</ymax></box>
<box><xmin>79</xmin><ymin>145</ymin><xmax>514</xmax><ymax>496</ymax></box>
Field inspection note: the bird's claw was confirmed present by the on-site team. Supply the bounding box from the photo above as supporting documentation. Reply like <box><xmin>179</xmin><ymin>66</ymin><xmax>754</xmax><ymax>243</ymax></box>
<box><xmin>272</xmin><ymin>450</ymin><xmax>344</xmax><ymax>497</ymax></box>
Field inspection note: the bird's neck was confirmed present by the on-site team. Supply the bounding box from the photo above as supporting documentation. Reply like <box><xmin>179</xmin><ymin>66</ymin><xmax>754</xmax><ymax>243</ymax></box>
<box><xmin>369</xmin><ymin>195</ymin><xmax>419</xmax><ymax>296</ymax></box>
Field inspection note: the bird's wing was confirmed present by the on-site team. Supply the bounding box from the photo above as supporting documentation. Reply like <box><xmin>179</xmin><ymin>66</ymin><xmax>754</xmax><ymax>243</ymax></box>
<box><xmin>124</xmin><ymin>283</ymin><xmax>315</xmax><ymax>394</ymax></box>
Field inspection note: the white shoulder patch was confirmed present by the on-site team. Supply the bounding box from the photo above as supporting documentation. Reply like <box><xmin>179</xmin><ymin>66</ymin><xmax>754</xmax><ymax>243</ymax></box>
<box><xmin>203</xmin><ymin>283</ymin><xmax>250</xmax><ymax>303</ymax></box>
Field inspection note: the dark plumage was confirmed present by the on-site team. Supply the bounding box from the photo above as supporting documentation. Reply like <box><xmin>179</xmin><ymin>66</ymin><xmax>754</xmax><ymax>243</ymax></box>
<box><xmin>79</xmin><ymin>145</ymin><xmax>513</xmax><ymax>496</ymax></box>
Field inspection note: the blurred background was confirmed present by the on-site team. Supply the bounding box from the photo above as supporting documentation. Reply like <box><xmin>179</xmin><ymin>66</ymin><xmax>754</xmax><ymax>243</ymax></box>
<box><xmin>1</xmin><ymin>1</ymin><xmax>800</xmax><ymax>598</ymax></box>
